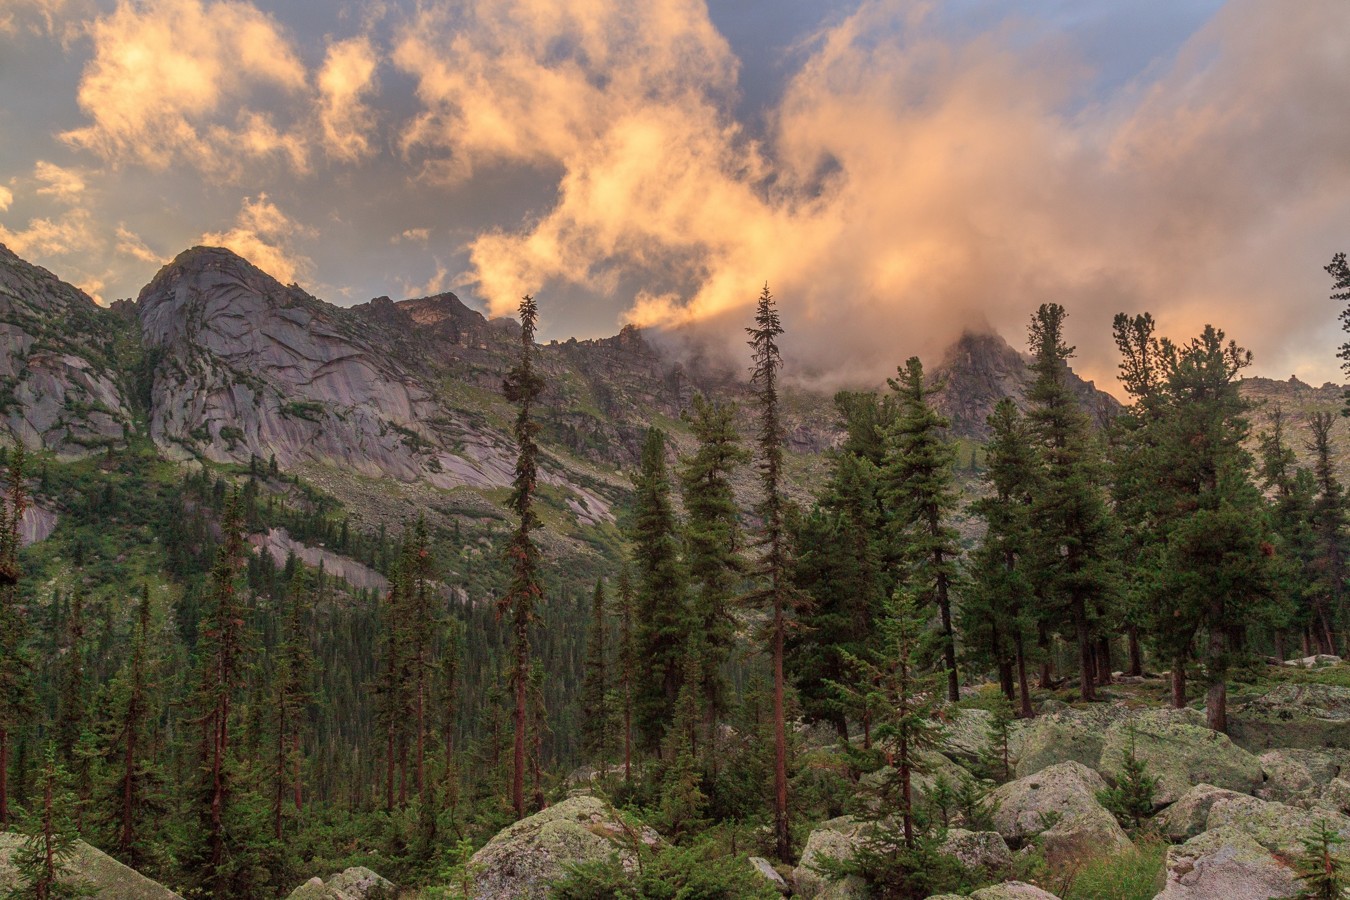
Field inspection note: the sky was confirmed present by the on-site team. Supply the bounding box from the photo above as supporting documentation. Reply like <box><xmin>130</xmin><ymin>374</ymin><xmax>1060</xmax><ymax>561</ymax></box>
<box><xmin>1</xmin><ymin>0</ymin><xmax>1348</xmax><ymax>392</ymax></box>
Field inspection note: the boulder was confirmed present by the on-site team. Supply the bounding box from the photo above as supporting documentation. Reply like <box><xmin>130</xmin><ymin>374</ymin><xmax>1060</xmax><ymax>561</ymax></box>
<box><xmin>1153</xmin><ymin>826</ymin><xmax>1302</xmax><ymax>899</ymax></box>
<box><xmin>1154</xmin><ymin>784</ymin><xmax>1248</xmax><ymax>842</ymax></box>
<box><xmin>286</xmin><ymin>867</ymin><xmax>394</xmax><ymax>900</ymax></box>
<box><xmin>1098</xmin><ymin>707</ymin><xmax>1262</xmax><ymax>805</ymax></box>
<box><xmin>1282</xmin><ymin>654</ymin><xmax>1342</xmax><ymax>668</ymax></box>
<box><xmin>467</xmin><ymin>796</ymin><xmax>659</xmax><ymax>900</ymax></box>
<box><xmin>0</xmin><ymin>832</ymin><xmax>181</xmax><ymax>898</ymax></box>
<box><xmin>852</xmin><ymin>752</ymin><xmax>972</xmax><ymax>815</ymax></box>
<box><xmin>939</xmin><ymin>829</ymin><xmax>1012</xmax><ymax>872</ymax></box>
<box><xmin>1257</xmin><ymin>748</ymin><xmax>1340</xmax><ymax>804</ymax></box>
<box><xmin>748</xmin><ymin>857</ymin><xmax>789</xmax><ymax>895</ymax></box>
<box><xmin>940</xmin><ymin>708</ymin><xmax>995</xmax><ymax>767</ymax></box>
<box><xmin>969</xmin><ymin>883</ymin><xmax>1061</xmax><ymax>899</ymax></box>
<box><xmin>791</xmin><ymin>816</ymin><xmax>868</xmax><ymax>900</ymax></box>
<box><xmin>1206</xmin><ymin>794</ymin><xmax>1350</xmax><ymax>855</ymax></box>
<box><xmin>1013</xmin><ymin>706</ymin><xmax>1127</xmax><ymax>778</ymax></box>
<box><xmin>1229</xmin><ymin>683</ymin><xmax>1350</xmax><ymax>751</ymax></box>
<box><xmin>1321</xmin><ymin>777</ymin><xmax>1350</xmax><ymax>814</ymax></box>
<box><xmin>988</xmin><ymin>761</ymin><xmax>1131</xmax><ymax>865</ymax></box>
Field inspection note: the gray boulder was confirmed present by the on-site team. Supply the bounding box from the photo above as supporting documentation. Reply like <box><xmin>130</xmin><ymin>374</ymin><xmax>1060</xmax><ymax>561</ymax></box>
<box><xmin>1013</xmin><ymin>706</ymin><xmax>1127</xmax><ymax>778</ymax></box>
<box><xmin>287</xmin><ymin>867</ymin><xmax>394</xmax><ymax>900</ymax></box>
<box><xmin>939</xmin><ymin>829</ymin><xmax>1012</xmax><ymax>872</ymax></box>
<box><xmin>1321</xmin><ymin>777</ymin><xmax>1350</xmax><ymax>814</ymax></box>
<box><xmin>1229</xmin><ymin>683</ymin><xmax>1350</xmax><ymax>751</ymax></box>
<box><xmin>1154</xmin><ymin>826</ymin><xmax>1302</xmax><ymax>899</ymax></box>
<box><xmin>1154</xmin><ymin>784</ymin><xmax>1248</xmax><ymax>842</ymax></box>
<box><xmin>1206</xmin><ymin>793</ymin><xmax>1350</xmax><ymax>855</ymax></box>
<box><xmin>968</xmin><ymin>884</ymin><xmax>1061</xmax><ymax>900</ymax></box>
<box><xmin>791</xmin><ymin>816</ymin><xmax>868</xmax><ymax>900</ymax></box>
<box><xmin>1283</xmin><ymin>654</ymin><xmax>1342</xmax><ymax>668</ymax></box>
<box><xmin>1257</xmin><ymin>748</ymin><xmax>1340</xmax><ymax>804</ymax></box>
<box><xmin>1098</xmin><ymin>707</ymin><xmax>1262</xmax><ymax>805</ymax></box>
<box><xmin>467</xmin><ymin>796</ymin><xmax>659</xmax><ymax>900</ymax></box>
<box><xmin>748</xmin><ymin>857</ymin><xmax>789</xmax><ymax>895</ymax></box>
<box><xmin>988</xmin><ymin>761</ymin><xmax>1131</xmax><ymax>865</ymax></box>
<box><xmin>0</xmin><ymin>832</ymin><xmax>181</xmax><ymax>898</ymax></box>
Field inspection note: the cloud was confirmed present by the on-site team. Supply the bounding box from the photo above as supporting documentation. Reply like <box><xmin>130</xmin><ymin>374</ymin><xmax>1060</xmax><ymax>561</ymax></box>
<box><xmin>61</xmin><ymin>0</ymin><xmax>310</xmax><ymax>178</ymax></box>
<box><xmin>396</xmin><ymin>0</ymin><xmax>1350</xmax><ymax>389</ymax></box>
<box><xmin>400</xmin><ymin>261</ymin><xmax>451</xmax><ymax>298</ymax></box>
<box><xmin>0</xmin><ymin>207</ymin><xmax>100</xmax><ymax>259</ymax></box>
<box><xmin>0</xmin><ymin>186</ymin><xmax>11</xmax><ymax>211</ymax></box>
<box><xmin>0</xmin><ymin>0</ymin><xmax>94</xmax><ymax>43</ymax></box>
<box><xmin>115</xmin><ymin>225</ymin><xmax>165</xmax><ymax>265</ymax></box>
<box><xmin>393</xmin><ymin>227</ymin><xmax>430</xmax><ymax>244</ymax></box>
<box><xmin>317</xmin><ymin>36</ymin><xmax>380</xmax><ymax>163</ymax></box>
<box><xmin>33</xmin><ymin>161</ymin><xmax>86</xmax><ymax>203</ymax></box>
<box><xmin>199</xmin><ymin>193</ymin><xmax>315</xmax><ymax>285</ymax></box>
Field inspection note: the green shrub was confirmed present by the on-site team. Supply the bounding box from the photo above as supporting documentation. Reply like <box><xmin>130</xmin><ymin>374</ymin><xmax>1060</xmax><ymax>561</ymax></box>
<box><xmin>550</xmin><ymin>839</ymin><xmax>779</xmax><ymax>900</ymax></box>
<box><xmin>1054</xmin><ymin>838</ymin><xmax>1167</xmax><ymax>900</ymax></box>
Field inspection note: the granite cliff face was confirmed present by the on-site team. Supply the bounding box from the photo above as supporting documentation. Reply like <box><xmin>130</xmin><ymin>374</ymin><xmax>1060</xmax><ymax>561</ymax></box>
<box><xmin>3</xmin><ymin>244</ymin><xmax>1131</xmax><ymax>509</ymax></box>
<box><xmin>0</xmin><ymin>244</ymin><xmax>134</xmax><ymax>455</ymax></box>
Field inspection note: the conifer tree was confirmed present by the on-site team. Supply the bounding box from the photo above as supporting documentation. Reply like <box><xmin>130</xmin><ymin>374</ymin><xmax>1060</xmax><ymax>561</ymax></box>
<box><xmin>882</xmin><ymin>357</ymin><xmax>962</xmax><ymax>702</ymax></box>
<box><xmin>501</xmin><ymin>294</ymin><xmax>545</xmax><ymax>820</ymax></box>
<box><xmin>402</xmin><ymin>518</ymin><xmax>437</xmax><ymax>798</ymax></box>
<box><xmin>1025</xmin><ymin>304</ymin><xmax>1115</xmax><ymax>702</ymax></box>
<box><xmin>746</xmin><ymin>284</ymin><xmax>795</xmax><ymax>862</ymax></box>
<box><xmin>439</xmin><ymin>615</ymin><xmax>463</xmax><ymax>783</ymax></box>
<box><xmin>0</xmin><ymin>444</ymin><xmax>31</xmax><ymax>828</ymax></box>
<box><xmin>614</xmin><ymin>567</ymin><xmax>637</xmax><ymax>782</ymax></box>
<box><xmin>272</xmin><ymin>569</ymin><xmax>314</xmax><ymax>840</ymax></box>
<box><xmin>8</xmin><ymin>747</ymin><xmax>88</xmax><ymax>900</ymax></box>
<box><xmin>1307</xmin><ymin>412</ymin><xmax>1346</xmax><ymax>656</ymax></box>
<box><xmin>678</xmin><ymin>394</ymin><xmax>748</xmax><ymax>732</ymax></box>
<box><xmin>632</xmin><ymin>427</ymin><xmax>690</xmax><ymax>752</ymax></box>
<box><xmin>1329</xmin><ymin>252</ymin><xmax>1350</xmax><ymax>413</ymax></box>
<box><xmin>966</xmin><ymin>399</ymin><xmax>1040</xmax><ymax>718</ymax></box>
<box><xmin>55</xmin><ymin>590</ymin><xmax>87</xmax><ymax>767</ymax></box>
<box><xmin>1257</xmin><ymin>407</ymin><xmax>1315</xmax><ymax>661</ymax></box>
<box><xmin>102</xmin><ymin>584</ymin><xmax>160</xmax><ymax>867</ymax></box>
<box><xmin>581</xmin><ymin>579</ymin><xmax>611</xmax><ymax>768</ymax></box>
<box><xmin>375</xmin><ymin>566</ymin><xmax>410</xmax><ymax>811</ymax></box>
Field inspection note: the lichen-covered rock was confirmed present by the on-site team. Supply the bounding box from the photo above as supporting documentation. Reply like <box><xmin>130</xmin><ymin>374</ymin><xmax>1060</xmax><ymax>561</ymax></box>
<box><xmin>1321</xmin><ymin>777</ymin><xmax>1350</xmax><ymax>814</ymax></box>
<box><xmin>791</xmin><ymin>816</ymin><xmax>868</xmax><ymax>900</ymax></box>
<box><xmin>1153</xmin><ymin>826</ymin><xmax>1302</xmax><ymax>899</ymax></box>
<box><xmin>1229</xmin><ymin>683</ymin><xmax>1350</xmax><ymax>751</ymax></box>
<box><xmin>988</xmin><ymin>761</ymin><xmax>1131</xmax><ymax>865</ymax></box>
<box><xmin>467</xmin><ymin>796</ymin><xmax>659</xmax><ymax>900</ymax></box>
<box><xmin>1012</xmin><ymin>706</ymin><xmax>1127</xmax><ymax>778</ymax></box>
<box><xmin>1154</xmin><ymin>784</ymin><xmax>1248</xmax><ymax>842</ymax></box>
<box><xmin>0</xmin><ymin>832</ymin><xmax>181</xmax><ymax>898</ymax></box>
<box><xmin>1098</xmin><ymin>707</ymin><xmax>1262</xmax><ymax>805</ymax></box>
<box><xmin>968</xmin><ymin>882</ymin><xmax>1061</xmax><ymax>900</ymax></box>
<box><xmin>285</xmin><ymin>867</ymin><xmax>394</xmax><ymax>899</ymax></box>
<box><xmin>1283</xmin><ymin>654</ymin><xmax>1342</xmax><ymax>668</ymax></box>
<box><xmin>748</xmin><ymin>857</ymin><xmax>789</xmax><ymax>895</ymax></box>
<box><xmin>1257</xmin><ymin>748</ymin><xmax>1340</xmax><ymax>804</ymax></box>
<box><xmin>940</xmin><ymin>708</ymin><xmax>996</xmax><ymax>767</ymax></box>
<box><xmin>1206</xmin><ymin>794</ymin><xmax>1350</xmax><ymax>855</ymax></box>
<box><xmin>939</xmin><ymin>829</ymin><xmax>1012</xmax><ymax>872</ymax></box>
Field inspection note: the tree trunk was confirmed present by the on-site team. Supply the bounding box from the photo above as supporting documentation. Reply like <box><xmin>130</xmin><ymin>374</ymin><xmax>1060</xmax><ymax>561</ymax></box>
<box><xmin>1205</xmin><ymin>620</ymin><xmax>1228</xmax><ymax>733</ymax></box>
<box><xmin>1074</xmin><ymin>600</ymin><xmax>1095</xmax><ymax>702</ymax></box>
<box><xmin>1127</xmin><ymin>627</ymin><xmax>1143</xmax><ymax>677</ymax></box>
<box><xmin>899</xmin><ymin>743</ymin><xmax>914</xmax><ymax>850</ymax></box>
<box><xmin>772</xmin><ymin>600</ymin><xmax>791</xmax><ymax>862</ymax></box>
<box><xmin>1</xmin><ymin>726</ymin><xmax>8</xmax><ymax>828</ymax></box>
<box><xmin>1096</xmin><ymin>635</ymin><xmax>1113</xmax><ymax>685</ymax></box>
<box><xmin>293</xmin><ymin>732</ymin><xmax>302</xmax><ymax>812</ymax></box>
<box><xmin>1273</xmin><ymin>631</ymin><xmax>1286</xmax><ymax>665</ymax></box>
<box><xmin>936</xmin><ymin>564</ymin><xmax>959</xmax><ymax>702</ymax></box>
<box><xmin>512</xmin><ymin>629</ymin><xmax>527</xmax><ymax>819</ymax></box>
<box><xmin>1171</xmin><ymin>654</ymin><xmax>1187</xmax><ymax>709</ymax></box>
<box><xmin>1013</xmin><ymin>632</ymin><xmax>1034</xmax><ymax>718</ymax></box>
<box><xmin>1037</xmin><ymin>622</ymin><xmax>1053</xmax><ymax>689</ymax></box>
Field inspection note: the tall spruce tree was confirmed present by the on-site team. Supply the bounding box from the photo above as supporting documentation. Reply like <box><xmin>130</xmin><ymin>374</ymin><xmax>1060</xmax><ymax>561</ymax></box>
<box><xmin>101</xmin><ymin>584</ymin><xmax>160</xmax><ymax>868</ymax></box>
<box><xmin>501</xmin><ymin>293</ymin><xmax>545</xmax><ymax>819</ymax></box>
<box><xmin>272</xmin><ymin>569</ymin><xmax>314</xmax><ymax>840</ymax></box>
<box><xmin>0</xmin><ymin>445</ymin><xmax>31</xmax><ymax>828</ymax></box>
<box><xmin>8</xmin><ymin>747</ymin><xmax>88</xmax><ymax>900</ymax></box>
<box><xmin>1329</xmin><ymin>252</ymin><xmax>1350</xmax><ymax>413</ymax></box>
<box><xmin>1307</xmin><ymin>412</ymin><xmax>1346</xmax><ymax>656</ymax></box>
<box><xmin>581</xmin><ymin>579</ymin><xmax>611</xmax><ymax>768</ymax></box>
<box><xmin>1025</xmin><ymin>304</ymin><xmax>1115</xmax><ymax>702</ymax></box>
<box><xmin>614</xmin><ymin>566</ymin><xmax>637</xmax><ymax>782</ymax></box>
<box><xmin>882</xmin><ymin>357</ymin><xmax>962</xmax><ymax>702</ymax></box>
<box><xmin>965</xmin><ymin>398</ymin><xmax>1040</xmax><ymax>718</ymax></box>
<box><xmin>746</xmin><ymin>284</ymin><xmax>795</xmax><ymax>862</ymax></box>
<box><xmin>1256</xmin><ymin>407</ymin><xmax>1316</xmax><ymax>662</ymax></box>
<box><xmin>678</xmin><ymin>394</ymin><xmax>748</xmax><ymax>735</ymax></box>
<box><xmin>632</xmin><ymin>427</ymin><xmax>690</xmax><ymax>752</ymax></box>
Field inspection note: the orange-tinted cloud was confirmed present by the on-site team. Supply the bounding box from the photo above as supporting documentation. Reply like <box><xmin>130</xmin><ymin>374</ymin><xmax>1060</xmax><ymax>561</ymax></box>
<box><xmin>61</xmin><ymin>0</ymin><xmax>309</xmax><ymax>178</ymax></box>
<box><xmin>318</xmin><ymin>36</ymin><xmax>380</xmax><ymax>163</ymax></box>
<box><xmin>199</xmin><ymin>194</ymin><xmax>315</xmax><ymax>285</ymax></box>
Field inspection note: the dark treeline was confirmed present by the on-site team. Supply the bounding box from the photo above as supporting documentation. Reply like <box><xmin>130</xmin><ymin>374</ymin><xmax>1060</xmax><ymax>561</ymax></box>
<box><xmin>1</xmin><ymin>258</ymin><xmax>1349</xmax><ymax>898</ymax></box>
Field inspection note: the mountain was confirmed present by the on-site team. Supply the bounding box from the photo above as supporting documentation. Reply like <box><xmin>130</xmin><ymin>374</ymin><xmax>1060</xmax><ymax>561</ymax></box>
<box><xmin>3</xmin><ymin>243</ymin><xmax>1129</xmax><ymax>529</ymax></box>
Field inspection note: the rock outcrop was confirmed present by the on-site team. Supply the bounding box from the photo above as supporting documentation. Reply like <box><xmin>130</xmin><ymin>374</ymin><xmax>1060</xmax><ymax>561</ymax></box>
<box><xmin>1097</xmin><ymin>708</ymin><xmax>1262</xmax><ymax>805</ymax></box>
<box><xmin>1154</xmin><ymin>784</ymin><xmax>1249</xmax><ymax>842</ymax></box>
<box><xmin>0</xmin><ymin>832</ymin><xmax>181</xmax><ymax>898</ymax></box>
<box><xmin>1229</xmin><ymin>683</ymin><xmax>1350</xmax><ymax>751</ymax></box>
<box><xmin>1205</xmin><ymin>794</ymin><xmax>1350</xmax><ymax>855</ymax></box>
<box><xmin>791</xmin><ymin>816</ymin><xmax>868</xmax><ymax>900</ymax></box>
<box><xmin>1153</xmin><ymin>826</ymin><xmax>1302</xmax><ymax>899</ymax></box>
<box><xmin>1012</xmin><ymin>706</ymin><xmax>1127</xmax><ymax>778</ymax></box>
<box><xmin>0</xmin><ymin>243</ymin><xmax>133</xmax><ymax>455</ymax></box>
<box><xmin>939</xmin><ymin>829</ymin><xmax>1012</xmax><ymax>872</ymax></box>
<box><xmin>286</xmin><ymin>866</ymin><xmax>395</xmax><ymax>899</ymax></box>
<box><xmin>467</xmin><ymin>795</ymin><xmax>659</xmax><ymax>900</ymax></box>
<box><xmin>988</xmin><ymin>761</ymin><xmax>1131</xmax><ymax>865</ymax></box>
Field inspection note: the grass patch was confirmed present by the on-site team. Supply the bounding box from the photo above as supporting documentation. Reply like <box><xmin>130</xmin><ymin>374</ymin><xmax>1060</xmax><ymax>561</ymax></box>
<box><xmin>1053</xmin><ymin>838</ymin><xmax>1167</xmax><ymax>900</ymax></box>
